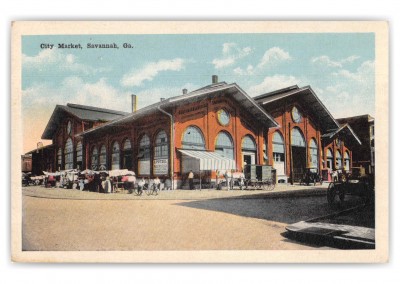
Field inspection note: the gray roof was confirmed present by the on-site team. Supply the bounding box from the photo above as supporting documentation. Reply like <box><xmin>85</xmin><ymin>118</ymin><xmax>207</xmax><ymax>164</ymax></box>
<box><xmin>321</xmin><ymin>123</ymin><xmax>362</xmax><ymax>145</ymax></box>
<box><xmin>42</xmin><ymin>103</ymin><xmax>129</xmax><ymax>139</ymax></box>
<box><xmin>254</xmin><ymin>85</ymin><xmax>340</xmax><ymax>133</ymax></box>
<box><xmin>78</xmin><ymin>82</ymin><xmax>279</xmax><ymax>137</ymax></box>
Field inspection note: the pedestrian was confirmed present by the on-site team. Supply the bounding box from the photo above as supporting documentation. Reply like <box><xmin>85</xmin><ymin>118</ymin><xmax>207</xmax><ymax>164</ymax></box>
<box><xmin>188</xmin><ymin>170</ymin><xmax>194</xmax><ymax>190</ymax></box>
<box><xmin>102</xmin><ymin>176</ymin><xmax>112</xmax><ymax>194</ymax></box>
<box><xmin>138</xmin><ymin>177</ymin><xmax>146</xmax><ymax>195</ymax></box>
<box><xmin>224</xmin><ymin>170</ymin><xmax>230</xmax><ymax>190</ymax></box>
<box><xmin>79</xmin><ymin>179</ymin><xmax>84</xmax><ymax>191</ymax></box>
<box><xmin>137</xmin><ymin>177</ymin><xmax>145</xmax><ymax>195</ymax></box>
<box><xmin>332</xmin><ymin>170</ymin><xmax>338</xmax><ymax>182</ymax></box>
<box><xmin>153</xmin><ymin>176</ymin><xmax>161</xmax><ymax>191</ymax></box>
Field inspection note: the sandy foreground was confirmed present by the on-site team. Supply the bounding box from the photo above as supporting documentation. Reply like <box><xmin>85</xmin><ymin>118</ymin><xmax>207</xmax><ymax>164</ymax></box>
<box><xmin>21</xmin><ymin>191</ymin><xmax>332</xmax><ymax>251</ymax></box>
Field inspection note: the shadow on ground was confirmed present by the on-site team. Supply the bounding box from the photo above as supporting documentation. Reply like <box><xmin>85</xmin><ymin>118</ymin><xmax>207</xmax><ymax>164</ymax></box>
<box><xmin>175</xmin><ymin>194</ymin><xmax>367</xmax><ymax>225</ymax></box>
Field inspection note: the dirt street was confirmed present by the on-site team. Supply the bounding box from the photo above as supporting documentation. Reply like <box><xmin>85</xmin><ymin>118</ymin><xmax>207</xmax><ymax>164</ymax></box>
<box><xmin>22</xmin><ymin>195</ymin><xmax>333</xmax><ymax>251</ymax></box>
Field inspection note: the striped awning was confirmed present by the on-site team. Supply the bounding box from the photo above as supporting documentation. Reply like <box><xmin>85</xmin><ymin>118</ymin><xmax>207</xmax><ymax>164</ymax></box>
<box><xmin>179</xmin><ymin>149</ymin><xmax>236</xmax><ymax>171</ymax></box>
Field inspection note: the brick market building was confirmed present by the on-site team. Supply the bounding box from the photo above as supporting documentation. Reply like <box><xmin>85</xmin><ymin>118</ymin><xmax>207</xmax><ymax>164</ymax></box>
<box><xmin>254</xmin><ymin>85</ymin><xmax>361</xmax><ymax>183</ymax></box>
<box><xmin>28</xmin><ymin>77</ymin><xmax>363</xmax><ymax>187</ymax></box>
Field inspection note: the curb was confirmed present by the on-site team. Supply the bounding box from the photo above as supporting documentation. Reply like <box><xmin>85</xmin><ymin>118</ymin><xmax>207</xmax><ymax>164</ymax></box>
<box><xmin>22</xmin><ymin>186</ymin><xmax>328</xmax><ymax>201</ymax></box>
<box><xmin>285</xmin><ymin>205</ymin><xmax>375</xmax><ymax>249</ymax></box>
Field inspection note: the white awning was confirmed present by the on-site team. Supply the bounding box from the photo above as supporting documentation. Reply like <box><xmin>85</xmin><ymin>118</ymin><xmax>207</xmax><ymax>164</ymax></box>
<box><xmin>179</xmin><ymin>149</ymin><xmax>236</xmax><ymax>172</ymax></box>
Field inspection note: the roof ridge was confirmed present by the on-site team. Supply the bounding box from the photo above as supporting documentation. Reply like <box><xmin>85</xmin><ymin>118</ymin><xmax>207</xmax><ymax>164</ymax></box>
<box><xmin>66</xmin><ymin>103</ymin><xmax>129</xmax><ymax>115</ymax></box>
<box><xmin>253</xmin><ymin>85</ymin><xmax>299</xmax><ymax>100</ymax></box>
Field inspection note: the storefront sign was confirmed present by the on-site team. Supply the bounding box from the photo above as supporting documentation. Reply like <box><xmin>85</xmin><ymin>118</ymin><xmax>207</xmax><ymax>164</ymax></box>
<box><xmin>154</xmin><ymin>159</ymin><xmax>168</xmax><ymax>175</ymax></box>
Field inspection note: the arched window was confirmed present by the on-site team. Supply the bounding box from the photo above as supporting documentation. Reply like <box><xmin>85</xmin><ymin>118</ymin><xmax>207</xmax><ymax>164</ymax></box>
<box><xmin>99</xmin><ymin>145</ymin><xmax>107</xmax><ymax>170</ymax></box>
<box><xmin>138</xmin><ymin>134</ymin><xmax>151</xmax><ymax>175</ymax></box>
<box><xmin>336</xmin><ymin>150</ymin><xmax>342</xmax><ymax>170</ymax></box>
<box><xmin>91</xmin><ymin>147</ymin><xmax>98</xmax><ymax>170</ymax></box>
<box><xmin>154</xmin><ymin>130</ymin><xmax>169</xmax><ymax>175</ymax></box>
<box><xmin>272</xmin><ymin>131</ymin><xmax>285</xmax><ymax>162</ymax></box>
<box><xmin>215</xmin><ymin>131</ymin><xmax>234</xmax><ymax>160</ymax></box>
<box><xmin>182</xmin><ymin>126</ymin><xmax>206</xmax><ymax>150</ymax></box>
<box><xmin>76</xmin><ymin>141</ymin><xmax>83</xmax><ymax>170</ymax></box>
<box><xmin>57</xmin><ymin>148</ymin><xmax>62</xmax><ymax>170</ymax></box>
<box><xmin>64</xmin><ymin>138</ymin><xmax>73</xmax><ymax>170</ymax></box>
<box><xmin>242</xmin><ymin>135</ymin><xmax>257</xmax><ymax>151</ymax></box>
<box><xmin>154</xmin><ymin>130</ymin><xmax>168</xmax><ymax>158</ymax></box>
<box><xmin>123</xmin><ymin>139</ymin><xmax>132</xmax><ymax>169</ymax></box>
<box><xmin>326</xmin><ymin>148</ymin><xmax>333</xmax><ymax>169</ymax></box>
<box><xmin>241</xmin><ymin>135</ymin><xmax>257</xmax><ymax>166</ymax></box>
<box><xmin>344</xmin><ymin>151</ymin><xmax>350</xmax><ymax>171</ymax></box>
<box><xmin>291</xmin><ymin>127</ymin><xmax>305</xmax><ymax>147</ymax></box>
<box><xmin>111</xmin><ymin>141</ymin><xmax>120</xmax><ymax>170</ymax></box>
<box><xmin>309</xmin><ymin>138</ymin><xmax>318</xmax><ymax>168</ymax></box>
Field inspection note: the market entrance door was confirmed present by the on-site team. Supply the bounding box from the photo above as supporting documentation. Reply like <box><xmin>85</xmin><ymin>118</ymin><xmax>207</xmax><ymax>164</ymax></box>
<box><xmin>242</xmin><ymin>152</ymin><xmax>255</xmax><ymax>168</ymax></box>
<box><xmin>292</xmin><ymin>146</ymin><xmax>306</xmax><ymax>182</ymax></box>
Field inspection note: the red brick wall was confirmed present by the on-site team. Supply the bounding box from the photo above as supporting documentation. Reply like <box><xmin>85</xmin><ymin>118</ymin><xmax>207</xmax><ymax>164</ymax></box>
<box><xmin>174</xmin><ymin>95</ymin><xmax>264</xmax><ymax>178</ymax></box>
<box><xmin>266</xmin><ymin>103</ymin><xmax>323</xmax><ymax>178</ymax></box>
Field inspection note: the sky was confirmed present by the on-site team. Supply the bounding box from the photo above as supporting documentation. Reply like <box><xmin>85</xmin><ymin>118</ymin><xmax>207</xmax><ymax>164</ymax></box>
<box><xmin>21</xmin><ymin>33</ymin><xmax>375</xmax><ymax>153</ymax></box>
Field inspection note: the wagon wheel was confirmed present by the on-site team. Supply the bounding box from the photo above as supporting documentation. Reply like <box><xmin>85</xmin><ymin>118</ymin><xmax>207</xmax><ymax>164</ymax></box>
<box><xmin>264</xmin><ymin>179</ymin><xmax>275</xmax><ymax>191</ymax></box>
<box><xmin>244</xmin><ymin>179</ymin><xmax>249</xmax><ymax>190</ymax></box>
<box><xmin>262</xmin><ymin>180</ymin><xmax>269</xmax><ymax>191</ymax></box>
<box><xmin>327</xmin><ymin>182</ymin><xmax>336</xmax><ymax>204</ymax></box>
<box><xmin>248</xmin><ymin>179</ymin><xmax>255</xmax><ymax>190</ymax></box>
<box><xmin>269</xmin><ymin>179</ymin><xmax>275</xmax><ymax>191</ymax></box>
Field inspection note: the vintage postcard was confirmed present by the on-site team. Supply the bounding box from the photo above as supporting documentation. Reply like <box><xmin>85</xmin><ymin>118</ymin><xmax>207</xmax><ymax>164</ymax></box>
<box><xmin>11</xmin><ymin>21</ymin><xmax>388</xmax><ymax>263</ymax></box>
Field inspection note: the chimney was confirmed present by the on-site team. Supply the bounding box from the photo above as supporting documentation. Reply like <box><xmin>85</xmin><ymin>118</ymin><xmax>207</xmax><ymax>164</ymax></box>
<box><xmin>212</xmin><ymin>75</ymin><xmax>218</xmax><ymax>84</ymax></box>
<box><xmin>182</xmin><ymin>88</ymin><xmax>188</xmax><ymax>95</ymax></box>
<box><xmin>131</xmin><ymin>94</ymin><xmax>137</xmax><ymax>112</ymax></box>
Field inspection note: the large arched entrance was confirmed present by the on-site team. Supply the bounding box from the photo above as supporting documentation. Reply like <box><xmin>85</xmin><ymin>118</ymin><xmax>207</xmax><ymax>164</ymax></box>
<box><xmin>272</xmin><ymin>131</ymin><xmax>285</xmax><ymax>177</ymax></box>
<box><xmin>291</xmin><ymin>127</ymin><xmax>306</xmax><ymax>181</ymax></box>
<box><xmin>215</xmin><ymin>131</ymin><xmax>234</xmax><ymax>160</ymax></box>
<box><xmin>241</xmin><ymin>135</ymin><xmax>257</xmax><ymax>167</ymax></box>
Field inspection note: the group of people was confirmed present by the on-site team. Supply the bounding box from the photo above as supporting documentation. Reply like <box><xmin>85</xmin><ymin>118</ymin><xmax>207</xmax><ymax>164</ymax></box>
<box><xmin>187</xmin><ymin>169</ymin><xmax>244</xmax><ymax>190</ymax></box>
<box><xmin>127</xmin><ymin>176</ymin><xmax>166</xmax><ymax>194</ymax></box>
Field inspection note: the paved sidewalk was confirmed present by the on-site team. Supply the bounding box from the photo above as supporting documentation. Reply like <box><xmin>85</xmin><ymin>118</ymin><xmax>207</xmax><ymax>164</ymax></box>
<box><xmin>285</xmin><ymin>204</ymin><xmax>375</xmax><ymax>249</ymax></box>
<box><xmin>22</xmin><ymin>183</ymin><xmax>329</xmax><ymax>200</ymax></box>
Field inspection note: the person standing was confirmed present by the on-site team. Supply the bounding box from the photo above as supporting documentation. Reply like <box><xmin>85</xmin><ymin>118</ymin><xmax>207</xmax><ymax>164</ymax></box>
<box><xmin>154</xmin><ymin>176</ymin><xmax>161</xmax><ymax>191</ymax></box>
<box><xmin>188</xmin><ymin>170</ymin><xmax>194</xmax><ymax>190</ymax></box>
<box><xmin>102</xmin><ymin>176</ymin><xmax>112</xmax><ymax>194</ymax></box>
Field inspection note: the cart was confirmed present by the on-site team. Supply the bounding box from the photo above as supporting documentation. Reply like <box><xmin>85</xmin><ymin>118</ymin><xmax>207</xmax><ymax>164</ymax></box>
<box><xmin>243</xmin><ymin>165</ymin><xmax>276</xmax><ymax>191</ymax></box>
<box><xmin>327</xmin><ymin>170</ymin><xmax>374</xmax><ymax>205</ymax></box>
<box><xmin>300</xmin><ymin>167</ymin><xmax>323</xmax><ymax>186</ymax></box>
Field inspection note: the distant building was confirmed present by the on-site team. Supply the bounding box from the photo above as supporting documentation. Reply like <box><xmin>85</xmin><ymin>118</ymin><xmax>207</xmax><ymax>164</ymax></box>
<box><xmin>337</xmin><ymin>114</ymin><xmax>375</xmax><ymax>175</ymax></box>
<box><xmin>24</xmin><ymin>145</ymin><xmax>55</xmax><ymax>176</ymax></box>
<box><xmin>21</xmin><ymin>154</ymin><xmax>32</xmax><ymax>173</ymax></box>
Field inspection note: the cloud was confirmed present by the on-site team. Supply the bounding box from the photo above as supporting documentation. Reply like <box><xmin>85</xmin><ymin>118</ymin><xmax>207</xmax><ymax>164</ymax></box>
<box><xmin>319</xmin><ymin>60</ymin><xmax>375</xmax><ymax>118</ymax></box>
<box><xmin>341</xmin><ymin>55</ymin><xmax>360</xmax><ymax>64</ymax></box>
<box><xmin>257</xmin><ymin>47</ymin><xmax>292</xmax><ymax>68</ymax></box>
<box><xmin>233</xmin><ymin>65</ymin><xmax>255</xmax><ymax>76</ymax></box>
<box><xmin>332</xmin><ymin>60</ymin><xmax>374</xmax><ymax>83</ymax></box>
<box><xmin>233</xmin><ymin>47</ymin><xmax>292</xmax><ymax>76</ymax></box>
<box><xmin>212</xmin><ymin>43</ymin><xmax>252</xmax><ymax>69</ymax></box>
<box><xmin>22</xmin><ymin>49</ymin><xmax>96</xmax><ymax>75</ymax></box>
<box><xmin>311</xmin><ymin>55</ymin><xmax>360</xmax><ymax>68</ymax></box>
<box><xmin>247</xmin><ymin>75</ymin><xmax>301</xmax><ymax>96</ymax></box>
<box><xmin>22</xmin><ymin>76</ymin><xmax>132</xmax><ymax>113</ymax></box>
<box><xmin>121</xmin><ymin>58</ymin><xmax>186</xmax><ymax>87</ymax></box>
